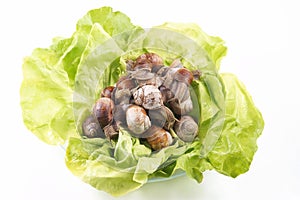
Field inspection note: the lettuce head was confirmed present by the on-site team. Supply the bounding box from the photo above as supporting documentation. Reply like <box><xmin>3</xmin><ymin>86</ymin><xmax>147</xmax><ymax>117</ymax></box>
<box><xmin>20</xmin><ymin>7</ymin><xmax>264</xmax><ymax>197</ymax></box>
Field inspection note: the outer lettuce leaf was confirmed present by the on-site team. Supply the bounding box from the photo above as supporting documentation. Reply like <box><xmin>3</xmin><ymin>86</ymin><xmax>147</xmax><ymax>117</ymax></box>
<box><xmin>155</xmin><ymin>22</ymin><xmax>227</xmax><ymax>70</ymax></box>
<box><xmin>207</xmin><ymin>73</ymin><xmax>264</xmax><ymax>177</ymax></box>
<box><xmin>20</xmin><ymin>48</ymin><xmax>76</xmax><ymax>144</ymax></box>
<box><xmin>66</xmin><ymin>129</ymin><xmax>187</xmax><ymax>196</ymax></box>
<box><xmin>20</xmin><ymin>7</ymin><xmax>138</xmax><ymax>145</ymax></box>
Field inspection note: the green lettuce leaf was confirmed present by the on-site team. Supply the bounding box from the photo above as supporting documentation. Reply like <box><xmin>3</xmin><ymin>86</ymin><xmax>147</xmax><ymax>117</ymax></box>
<box><xmin>155</xmin><ymin>22</ymin><xmax>227</xmax><ymax>70</ymax></box>
<box><xmin>20</xmin><ymin>48</ymin><xmax>76</xmax><ymax>145</ymax></box>
<box><xmin>66</xmin><ymin>129</ymin><xmax>187</xmax><ymax>196</ymax></box>
<box><xmin>20</xmin><ymin>7</ymin><xmax>138</xmax><ymax>145</ymax></box>
<box><xmin>207</xmin><ymin>73</ymin><xmax>264</xmax><ymax>177</ymax></box>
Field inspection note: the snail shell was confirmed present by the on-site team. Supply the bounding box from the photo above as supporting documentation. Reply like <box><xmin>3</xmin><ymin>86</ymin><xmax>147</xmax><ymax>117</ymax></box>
<box><xmin>101</xmin><ymin>86</ymin><xmax>115</xmax><ymax>99</ymax></box>
<box><xmin>129</xmin><ymin>68</ymin><xmax>158</xmax><ymax>86</ymax></box>
<box><xmin>130</xmin><ymin>68</ymin><xmax>155</xmax><ymax>81</ymax></box>
<box><xmin>114</xmin><ymin>88</ymin><xmax>132</xmax><ymax>105</ymax></box>
<box><xmin>126</xmin><ymin>105</ymin><xmax>151</xmax><ymax>135</ymax></box>
<box><xmin>82</xmin><ymin>115</ymin><xmax>104</xmax><ymax>138</ymax></box>
<box><xmin>93</xmin><ymin>97</ymin><xmax>114</xmax><ymax>128</ymax></box>
<box><xmin>103</xmin><ymin>122</ymin><xmax>119</xmax><ymax>140</ymax></box>
<box><xmin>159</xmin><ymin>86</ymin><xmax>174</xmax><ymax>104</ymax></box>
<box><xmin>113</xmin><ymin>104</ymin><xmax>131</xmax><ymax>126</ymax></box>
<box><xmin>170</xmin><ymin>81</ymin><xmax>189</xmax><ymax>103</ymax></box>
<box><xmin>134</xmin><ymin>53</ymin><xmax>163</xmax><ymax>70</ymax></box>
<box><xmin>133</xmin><ymin>85</ymin><xmax>162</xmax><ymax>110</ymax></box>
<box><xmin>114</xmin><ymin>77</ymin><xmax>137</xmax><ymax>105</ymax></box>
<box><xmin>169</xmin><ymin>96</ymin><xmax>193</xmax><ymax>116</ymax></box>
<box><xmin>126</xmin><ymin>60</ymin><xmax>135</xmax><ymax>71</ymax></box>
<box><xmin>174</xmin><ymin>115</ymin><xmax>198</xmax><ymax>142</ymax></box>
<box><xmin>156</xmin><ymin>66</ymin><xmax>170</xmax><ymax>77</ymax></box>
<box><xmin>146</xmin><ymin>126</ymin><xmax>173</xmax><ymax>150</ymax></box>
<box><xmin>148</xmin><ymin>106</ymin><xmax>177</xmax><ymax>130</ymax></box>
<box><xmin>174</xmin><ymin>68</ymin><xmax>194</xmax><ymax>85</ymax></box>
<box><xmin>116</xmin><ymin>78</ymin><xmax>136</xmax><ymax>90</ymax></box>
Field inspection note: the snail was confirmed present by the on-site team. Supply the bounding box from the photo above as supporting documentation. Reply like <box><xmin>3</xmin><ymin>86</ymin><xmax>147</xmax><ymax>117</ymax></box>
<box><xmin>159</xmin><ymin>86</ymin><xmax>174</xmax><ymax>104</ymax></box>
<box><xmin>148</xmin><ymin>106</ymin><xmax>177</xmax><ymax>130</ymax></box>
<box><xmin>126</xmin><ymin>60</ymin><xmax>135</xmax><ymax>71</ymax></box>
<box><xmin>113</xmin><ymin>77</ymin><xmax>137</xmax><ymax>105</ymax></box>
<box><xmin>82</xmin><ymin>115</ymin><xmax>104</xmax><ymax>138</ymax></box>
<box><xmin>169</xmin><ymin>96</ymin><xmax>193</xmax><ymax>116</ymax></box>
<box><xmin>103</xmin><ymin>122</ymin><xmax>119</xmax><ymax>140</ymax></box>
<box><xmin>129</xmin><ymin>68</ymin><xmax>157</xmax><ymax>86</ymax></box>
<box><xmin>174</xmin><ymin>115</ymin><xmax>198</xmax><ymax>142</ymax></box>
<box><xmin>92</xmin><ymin>97</ymin><xmax>114</xmax><ymax>128</ymax></box>
<box><xmin>133</xmin><ymin>85</ymin><xmax>163</xmax><ymax>110</ymax></box>
<box><xmin>113</xmin><ymin>103</ymin><xmax>131</xmax><ymax>126</ymax></box>
<box><xmin>159</xmin><ymin>64</ymin><xmax>195</xmax><ymax>115</ymax></box>
<box><xmin>145</xmin><ymin>126</ymin><xmax>173</xmax><ymax>150</ymax></box>
<box><xmin>82</xmin><ymin>53</ymin><xmax>202</xmax><ymax>153</ymax></box>
<box><xmin>126</xmin><ymin>105</ymin><xmax>151</xmax><ymax>135</ymax></box>
<box><xmin>151</xmin><ymin>65</ymin><xmax>164</xmax><ymax>73</ymax></box>
<box><xmin>116</xmin><ymin>77</ymin><xmax>136</xmax><ymax>90</ymax></box>
<box><xmin>133</xmin><ymin>53</ymin><xmax>164</xmax><ymax>71</ymax></box>
<box><xmin>101</xmin><ymin>86</ymin><xmax>115</xmax><ymax>99</ymax></box>
<box><xmin>174</xmin><ymin>68</ymin><xmax>194</xmax><ymax>85</ymax></box>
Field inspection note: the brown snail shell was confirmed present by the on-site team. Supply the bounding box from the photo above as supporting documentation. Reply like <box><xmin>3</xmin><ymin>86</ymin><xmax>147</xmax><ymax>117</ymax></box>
<box><xmin>113</xmin><ymin>103</ymin><xmax>131</xmax><ymax>126</ymax></box>
<box><xmin>101</xmin><ymin>86</ymin><xmax>115</xmax><ymax>98</ymax></box>
<box><xmin>93</xmin><ymin>97</ymin><xmax>114</xmax><ymax>128</ymax></box>
<box><xmin>169</xmin><ymin>96</ymin><xmax>193</xmax><ymax>116</ymax></box>
<box><xmin>114</xmin><ymin>88</ymin><xmax>132</xmax><ymax>105</ymax></box>
<box><xmin>148</xmin><ymin>106</ymin><xmax>177</xmax><ymax>130</ymax></box>
<box><xmin>82</xmin><ymin>115</ymin><xmax>104</xmax><ymax>138</ymax></box>
<box><xmin>151</xmin><ymin>65</ymin><xmax>164</xmax><ymax>73</ymax></box>
<box><xmin>103</xmin><ymin>122</ymin><xmax>119</xmax><ymax>140</ymax></box>
<box><xmin>130</xmin><ymin>68</ymin><xmax>155</xmax><ymax>81</ymax></box>
<box><xmin>146</xmin><ymin>126</ymin><xmax>173</xmax><ymax>150</ymax></box>
<box><xmin>126</xmin><ymin>60</ymin><xmax>135</xmax><ymax>71</ymax></box>
<box><xmin>116</xmin><ymin>78</ymin><xmax>136</xmax><ymax>90</ymax></box>
<box><xmin>174</xmin><ymin>68</ymin><xmax>194</xmax><ymax>85</ymax></box>
<box><xmin>170</xmin><ymin>81</ymin><xmax>189</xmax><ymax>103</ymax></box>
<box><xmin>134</xmin><ymin>53</ymin><xmax>163</xmax><ymax>70</ymax></box>
<box><xmin>159</xmin><ymin>86</ymin><xmax>174</xmax><ymax>104</ymax></box>
<box><xmin>174</xmin><ymin>115</ymin><xmax>198</xmax><ymax>142</ymax></box>
<box><xmin>113</xmin><ymin>77</ymin><xmax>137</xmax><ymax>105</ymax></box>
<box><xmin>133</xmin><ymin>85</ymin><xmax>162</xmax><ymax>110</ymax></box>
<box><xmin>126</xmin><ymin>105</ymin><xmax>151</xmax><ymax>135</ymax></box>
<box><xmin>129</xmin><ymin>69</ymin><xmax>159</xmax><ymax>86</ymax></box>
<box><xmin>156</xmin><ymin>66</ymin><xmax>170</xmax><ymax>77</ymax></box>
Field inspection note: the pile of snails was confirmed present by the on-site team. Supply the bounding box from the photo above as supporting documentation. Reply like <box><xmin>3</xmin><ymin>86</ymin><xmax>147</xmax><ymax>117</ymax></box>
<box><xmin>82</xmin><ymin>53</ymin><xmax>201</xmax><ymax>151</ymax></box>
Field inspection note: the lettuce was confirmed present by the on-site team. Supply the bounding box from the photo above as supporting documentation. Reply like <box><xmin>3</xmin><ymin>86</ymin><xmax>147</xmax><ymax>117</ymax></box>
<box><xmin>20</xmin><ymin>7</ymin><xmax>264</xmax><ymax>197</ymax></box>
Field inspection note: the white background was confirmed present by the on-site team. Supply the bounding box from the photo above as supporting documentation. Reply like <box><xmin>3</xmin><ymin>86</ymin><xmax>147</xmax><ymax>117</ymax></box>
<box><xmin>0</xmin><ymin>0</ymin><xmax>299</xmax><ymax>199</ymax></box>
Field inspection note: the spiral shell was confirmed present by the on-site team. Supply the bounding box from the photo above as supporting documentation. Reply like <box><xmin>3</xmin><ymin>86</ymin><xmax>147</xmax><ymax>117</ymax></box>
<box><xmin>133</xmin><ymin>85</ymin><xmax>162</xmax><ymax>110</ymax></box>
<box><xmin>82</xmin><ymin>115</ymin><xmax>103</xmax><ymax>138</ymax></box>
<box><xmin>174</xmin><ymin>115</ymin><xmax>198</xmax><ymax>142</ymax></box>
<box><xmin>113</xmin><ymin>104</ymin><xmax>131</xmax><ymax>126</ymax></box>
<box><xmin>126</xmin><ymin>105</ymin><xmax>151</xmax><ymax>135</ymax></box>
<box><xmin>101</xmin><ymin>86</ymin><xmax>115</xmax><ymax>98</ymax></box>
<box><xmin>93</xmin><ymin>97</ymin><xmax>114</xmax><ymax>128</ymax></box>
<box><xmin>148</xmin><ymin>106</ymin><xmax>177</xmax><ymax>130</ymax></box>
<box><xmin>146</xmin><ymin>126</ymin><xmax>173</xmax><ymax>150</ymax></box>
<box><xmin>103</xmin><ymin>123</ymin><xmax>119</xmax><ymax>140</ymax></box>
<box><xmin>134</xmin><ymin>53</ymin><xmax>163</xmax><ymax>70</ymax></box>
<box><xmin>174</xmin><ymin>68</ymin><xmax>194</xmax><ymax>85</ymax></box>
